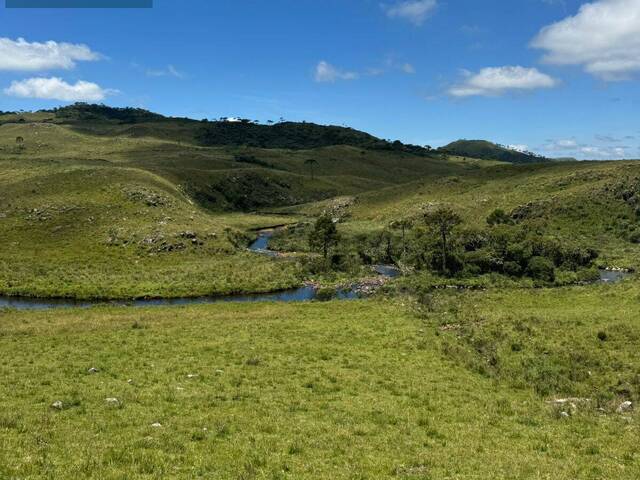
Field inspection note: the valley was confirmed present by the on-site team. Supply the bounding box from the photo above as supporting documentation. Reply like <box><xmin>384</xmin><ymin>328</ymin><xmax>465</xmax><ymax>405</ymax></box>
<box><xmin>1</xmin><ymin>105</ymin><xmax>639</xmax><ymax>479</ymax></box>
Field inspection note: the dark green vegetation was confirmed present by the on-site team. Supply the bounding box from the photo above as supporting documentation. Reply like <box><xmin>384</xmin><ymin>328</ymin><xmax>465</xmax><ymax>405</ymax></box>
<box><xmin>1</xmin><ymin>286</ymin><xmax>640</xmax><ymax>479</ymax></box>
<box><xmin>440</xmin><ymin>139</ymin><xmax>550</xmax><ymax>164</ymax></box>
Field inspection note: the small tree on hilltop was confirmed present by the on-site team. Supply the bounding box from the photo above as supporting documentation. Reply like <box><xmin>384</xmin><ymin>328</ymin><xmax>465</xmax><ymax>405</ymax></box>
<box><xmin>309</xmin><ymin>215</ymin><xmax>339</xmax><ymax>259</ymax></box>
<box><xmin>423</xmin><ymin>206</ymin><xmax>462</xmax><ymax>273</ymax></box>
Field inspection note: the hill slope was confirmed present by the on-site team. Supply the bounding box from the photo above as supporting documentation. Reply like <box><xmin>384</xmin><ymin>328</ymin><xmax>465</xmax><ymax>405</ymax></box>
<box><xmin>440</xmin><ymin>139</ymin><xmax>549</xmax><ymax>164</ymax></box>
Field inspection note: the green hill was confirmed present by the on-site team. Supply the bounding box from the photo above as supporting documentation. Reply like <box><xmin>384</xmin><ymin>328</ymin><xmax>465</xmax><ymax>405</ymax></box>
<box><xmin>16</xmin><ymin>103</ymin><xmax>430</xmax><ymax>155</ymax></box>
<box><xmin>440</xmin><ymin>139</ymin><xmax>549</xmax><ymax>164</ymax></box>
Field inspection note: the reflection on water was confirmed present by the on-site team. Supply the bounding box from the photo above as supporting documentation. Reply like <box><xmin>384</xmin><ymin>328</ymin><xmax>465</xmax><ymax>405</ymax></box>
<box><xmin>599</xmin><ymin>269</ymin><xmax>631</xmax><ymax>283</ymax></box>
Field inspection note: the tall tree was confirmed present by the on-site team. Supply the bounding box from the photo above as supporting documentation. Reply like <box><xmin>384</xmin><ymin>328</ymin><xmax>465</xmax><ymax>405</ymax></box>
<box><xmin>309</xmin><ymin>215</ymin><xmax>339</xmax><ymax>259</ymax></box>
<box><xmin>304</xmin><ymin>158</ymin><xmax>318</xmax><ymax>180</ymax></box>
<box><xmin>389</xmin><ymin>218</ymin><xmax>414</xmax><ymax>256</ymax></box>
<box><xmin>423</xmin><ymin>206</ymin><xmax>462</xmax><ymax>273</ymax></box>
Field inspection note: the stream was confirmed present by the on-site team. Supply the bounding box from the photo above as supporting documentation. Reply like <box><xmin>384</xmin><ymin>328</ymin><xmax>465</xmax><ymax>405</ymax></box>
<box><xmin>0</xmin><ymin>229</ymin><xmax>394</xmax><ymax>311</ymax></box>
<box><xmin>0</xmin><ymin>229</ymin><xmax>630</xmax><ymax>311</ymax></box>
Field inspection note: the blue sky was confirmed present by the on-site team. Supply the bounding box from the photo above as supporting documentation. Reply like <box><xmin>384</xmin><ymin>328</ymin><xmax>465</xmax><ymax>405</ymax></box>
<box><xmin>0</xmin><ymin>0</ymin><xmax>639</xmax><ymax>159</ymax></box>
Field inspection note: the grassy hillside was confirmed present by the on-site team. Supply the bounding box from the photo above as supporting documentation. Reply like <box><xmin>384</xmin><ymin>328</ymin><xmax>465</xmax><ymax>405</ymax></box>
<box><xmin>1</xmin><ymin>286</ymin><xmax>639</xmax><ymax>479</ymax></box>
<box><xmin>0</xmin><ymin>108</ymin><xmax>495</xmax><ymax>299</ymax></box>
<box><xmin>440</xmin><ymin>139</ymin><xmax>549</xmax><ymax>164</ymax></box>
<box><xmin>278</xmin><ymin>160</ymin><xmax>640</xmax><ymax>271</ymax></box>
<box><xmin>5</xmin><ymin>103</ymin><xmax>430</xmax><ymax>154</ymax></box>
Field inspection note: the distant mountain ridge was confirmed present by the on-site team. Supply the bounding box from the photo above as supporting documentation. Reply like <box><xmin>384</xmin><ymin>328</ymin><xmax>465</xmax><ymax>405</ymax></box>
<box><xmin>41</xmin><ymin>103</ymin><xmax>431</xmax><ymax>154</ymax></box>
<box><xmin>439</xmin><ymin>139</ymin><xmax>550</xmax><ymax>164</ymax></box>
<box><xmin>4</xmin><ymin>104</ymin><xmax>551</xmax><ymax>163</ymax></box>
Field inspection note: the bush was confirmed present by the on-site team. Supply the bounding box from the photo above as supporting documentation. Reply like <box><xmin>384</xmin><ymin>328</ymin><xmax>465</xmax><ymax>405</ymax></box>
<box><xmin>503</xmin><ymin>261</ymin><xmax>522</xmax><ymax>277</ymax></box>
<box><xmin>527</xmin><ymin>256</ymin><xmax>555</xmax><ymax>282</ymax></box>
<box><xmin>486</xmin><ymin>208</ymin><xmax>513</xmax><ymax>226</ymax></box>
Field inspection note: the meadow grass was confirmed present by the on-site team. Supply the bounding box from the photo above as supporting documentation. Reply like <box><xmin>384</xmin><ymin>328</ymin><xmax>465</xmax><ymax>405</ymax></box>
<box><xmin>0</xmin><ymin>287</ymin><xmax>639</xmax><ymax>479</ymax></box>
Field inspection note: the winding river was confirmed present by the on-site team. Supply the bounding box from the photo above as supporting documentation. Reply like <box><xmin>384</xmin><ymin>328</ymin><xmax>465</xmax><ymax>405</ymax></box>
<box><xmin>0</xmin><ymin>229</ymin><xmax>390</xmax><ymax>311</ymax></box>
<box><xmin>0</xmin><ymin>229</ymin><xmax>630</xmax><ymax>311</ymax></box>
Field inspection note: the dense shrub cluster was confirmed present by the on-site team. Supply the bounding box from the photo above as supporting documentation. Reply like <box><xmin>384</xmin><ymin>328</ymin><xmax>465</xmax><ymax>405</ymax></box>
<box><xmin>299</xmin><ymin>207</ymin><xmax>600</xmax><ymax>285</ymax></box>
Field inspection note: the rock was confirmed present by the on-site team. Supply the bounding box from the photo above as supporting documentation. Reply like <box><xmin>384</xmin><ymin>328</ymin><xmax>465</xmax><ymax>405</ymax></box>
<box><xmin>549</xmin><ymin>397</ymin><xmax>590</xmax><ymax>406</ymax></box>
<box><xmin>617</xmin><ymin>401</ymin><xmax>633</xmax><ymax>413</ymax></box>
<box><xmin>127</xmin><ymin>379</ymin><xmax>134</xmax><ymax>384</ymax></box>
<box><xmin>51</xmin><ymin>400</ymin><xmax>63</xmax><ymax>410</ymax></box>
<box><xmin>151</xmin><ymin>422</ymin><xmax>162</xmax><ymax>428</ymax></box>
<box><xmin>186</xmin><ymin>374</ymin><xmax>199</xmax><ymax>379</ymax></box>
<box><xmin>105</xmin><ymin>397</ymin><xmax>120</xmax><ymax>406</ymax></box>
<box><xmin>560</xmin><ymin>411</ymin><xmax>570</xmax><ymax>418</ymax></box>
<box><xmin>88</xmin><ymin>367</ymin><xmax>99</xmax><ymax>374</ymax></box>
<box><xmin>215</xmin><ymin>369</ymin><xmax>224</xmax><ymax>375</ymax></box>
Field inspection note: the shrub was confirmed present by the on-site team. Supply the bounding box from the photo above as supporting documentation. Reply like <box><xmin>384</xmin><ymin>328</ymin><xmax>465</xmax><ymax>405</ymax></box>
<box><xmin>486</xmin><ymin>208</ymin><xmax>513</xmax><ymax>226</ymax></box>
<box><xmin>527</xmin><ymin>256</ymin><xmax>555</xmax><ymax>282</ymax></box>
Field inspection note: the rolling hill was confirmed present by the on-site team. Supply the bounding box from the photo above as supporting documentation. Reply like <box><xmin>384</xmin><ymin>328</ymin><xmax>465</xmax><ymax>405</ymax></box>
<box><xmin>439</xmin><ymin>139</ymin><xmax>550</xmax><ymax>164</ymax></box>
<box><xmin>0</xmin><ymin>104</ymin><xmax>638</xmax><ymax>299</ymax></box>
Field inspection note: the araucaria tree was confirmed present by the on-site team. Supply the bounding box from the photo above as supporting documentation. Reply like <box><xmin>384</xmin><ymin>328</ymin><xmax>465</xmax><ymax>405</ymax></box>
<box><xmin>390</xmin><ymin>218</ymin><xmax>414</xmax><ymax>256</ymax></box>
<box><xmin>309</xmin><ymin>215</ymin><xmax>339</xmax><ymax>259</ymax></box>
<box><xmin>423</xmin><ymin>206</ymin><xmax>462</xmax><ymax>273</ymax></box>
<box><xmin>304</xmin><ymin>158</ymin><xmax>318</xmax><ymax>180</ymax></box>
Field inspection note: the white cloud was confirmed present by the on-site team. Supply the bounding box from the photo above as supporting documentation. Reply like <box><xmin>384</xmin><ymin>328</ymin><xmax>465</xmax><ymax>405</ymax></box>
<box><xmin>508</xmin><ymin>144</ymin><xmax>529</xmax><ymax>152</ymax></box>
<box><xmin>532</xmin><ymin>0</ymin><xmax>640</xmax><ymax>80</ymax></box>
<box><xmin>0</xmin><ymin>37</ymin><xmax>100</xmax><ymax>72</ymax></box>
<box><xmin>448</xmin><ymin>66</ymin><xmax>558</xmax><ymax>97</ymax></box>
<box><xmin>542</xmin><ymin>138</ymin><xmax>631</xmax><ymax>159</ymax></box>
<box><xmin>4</xmin><ymin>77</ymin><xmax>116</xmax><ymax>102</ymax></box>
<box><xmin>314</xmin><ymin>61</ymin><xmax>358</xmax><ymax>83</ymax></box>
<box><xmin>146</xmin><ymin>64</ymin><xmax>186</xmax><ymax>79</ymax></box>
<box><xmin>401</xmin><ymin>63</ymin><xmax>416</xmax><ymax>74</ymax></box>
<box><xmin>384</xmin><ymin>0</ymin><xmax>437</xmax><ymax>26</ymax></box>
<box><xmin>547</xmin><ymin>139</ymin><xmax>578</xmax><ymax>150</ymax></box>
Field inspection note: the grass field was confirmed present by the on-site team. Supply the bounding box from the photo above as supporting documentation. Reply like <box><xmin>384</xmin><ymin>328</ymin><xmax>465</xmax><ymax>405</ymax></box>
<box><xmin>1</xmin><ymin>281</ymin><xmax>639</xmax><ymax>479</ymax></box>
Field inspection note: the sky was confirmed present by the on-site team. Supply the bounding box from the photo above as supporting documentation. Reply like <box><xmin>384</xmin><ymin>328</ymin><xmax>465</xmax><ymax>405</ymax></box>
<box><xmin>0</xmin><ymin>0</ymin><xmax>639</xmax><ymax>159</ymax></box>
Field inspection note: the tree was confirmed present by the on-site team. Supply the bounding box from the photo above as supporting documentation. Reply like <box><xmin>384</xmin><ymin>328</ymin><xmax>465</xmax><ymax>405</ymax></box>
<box><xmin>15</xmin><ymin>136</ymin><xmax>24</xmax><ymax>145</ymax></box>
<box><xmin>423</xmin><ymin>206</ymin><xmax>462</xmax><ymax>273</ymax></box>
<box><xmin>309</xmin><ymin>216</ymin><xmax>339</xmax><ymax>259</ymax></box>
<box><xmin>304</xmin><ymin>158</ymin><xmax>318</xmax><ymax>180</ymax></box>
<box><xmin>390</xmin><ymin>217</ymin><xmax>414</xmax><ymax>256</ymax></box>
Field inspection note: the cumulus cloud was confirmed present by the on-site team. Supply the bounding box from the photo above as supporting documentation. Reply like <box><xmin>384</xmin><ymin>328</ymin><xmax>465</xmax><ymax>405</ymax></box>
<box><xmin>531</xmin><ymin>0</ymin><xmax>640</xmax><ymax>80</ymax></box>
<box><xmin>4</xmin><ymin>77</ymin><xmax>116</xmax><ymax>102</ymax></box>
<box><xmin>0</xmin><ymin>37</ymin><xmax>100</xmax><ymax>72</ymax></box>
<box><xmin>542</xmin><ymin>138</ymin><xmax>632</xmax><ymax>159</ymax></box>
<box><xmin>448</xmin><ymin>66</ymin><xmax>558</xmax><ymax>97</ymax></box>
<box><xmin>384</xmin><ymin>0</ymin><xmax>437</xmax><ymax>26</ymax></box>
<box><xmin>314</xmin><ymin>61</ymin><xmax>358</xmax><ymax>83</ymax></box>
